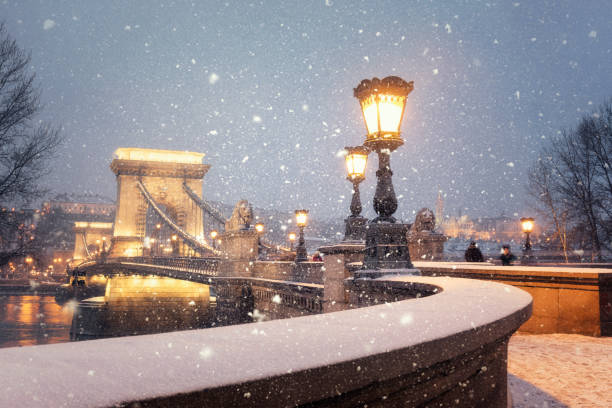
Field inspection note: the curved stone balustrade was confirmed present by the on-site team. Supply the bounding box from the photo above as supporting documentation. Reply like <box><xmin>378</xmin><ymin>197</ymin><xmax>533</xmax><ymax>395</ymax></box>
<box><xmin>0</xmin><ymin>276</ymin><xmax>531</xmax><ymax>407</ymax></box>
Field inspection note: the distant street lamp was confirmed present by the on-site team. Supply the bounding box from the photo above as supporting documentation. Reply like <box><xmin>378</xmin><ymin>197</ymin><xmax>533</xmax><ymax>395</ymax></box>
<box><xmin>520</xmin><ymin>217</ymin><xmax>534</xmax><ymax>263</ymax></box>
<box><xmin>295</xmin><ymin>210</ymin><xmax>309</xmax><ymax>262</ymax></box>
<box><xmin>354</xmin><ymin>76</ymin><xmax>414</xmax><ymax>269</ymax></box>
<box><xmin>210</xmin><ymin>230</ymin><xmax>218</xmax><ymax>249</ymax></box>
<box><xmin>344</xmin><ymin>145</ymin><xmax>369</xmax><ymax>240</ymax></box>
<box><xmin>255</xmin><ymin>223</ymin><xmax>265</xmax><ymax>234</ymax></box>
<box><xmin>288</xmin><ymin>232</ymin><xmax>296</xmax><ymax>251</ymax></box>
<box><xmin>171</xmin><ymin>234</ymin><xmax>178</xmax><ymax>255</ymax></box>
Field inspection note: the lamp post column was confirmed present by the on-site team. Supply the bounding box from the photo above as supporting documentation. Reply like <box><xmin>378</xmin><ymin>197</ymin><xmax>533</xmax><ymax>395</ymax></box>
<box><xmin>296</xmin><ymin>225</ymin><xmax>307</xmax><ymax>262</ymax></box>
<box><xmin>373</xmin><ymin>150</ymin><xmax>398</xmax><ymax>223</ymax></box>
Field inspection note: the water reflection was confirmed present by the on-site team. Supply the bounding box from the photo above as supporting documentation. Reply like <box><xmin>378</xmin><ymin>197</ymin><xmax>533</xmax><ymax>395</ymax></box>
<box><xmin>0</xmin><ymin>295</ymin><xmax>74</xmax><ymax>348</ymax></box>
<box><xmin>71</xmin><ymin>275</ymin><xmax>219</xmax><ymax>340</ymax></box>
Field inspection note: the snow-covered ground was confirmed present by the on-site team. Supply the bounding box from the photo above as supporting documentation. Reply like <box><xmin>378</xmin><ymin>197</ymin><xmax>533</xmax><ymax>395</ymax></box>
<box><xmin>508</xmin><ymin>333</ymin><xmax>612</xmax><ymax>407</ymax></box>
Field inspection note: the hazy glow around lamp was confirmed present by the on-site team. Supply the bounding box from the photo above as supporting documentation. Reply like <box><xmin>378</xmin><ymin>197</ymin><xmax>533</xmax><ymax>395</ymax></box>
<box><xmin>345</xmin><ymin>146</ymin><xmax>368</xmax><ymax>181</ymax></box>
<box><xmin>295</xmin><ymin>210</ymin><xmax>309</xmax><ymax>262</ymax></box>
<box><xmin>520</xmin><ymin>217</ymin><xmax>534</xmax><ymax>233</ymax></box>
<box><xmin>354</xmin><ymin>76</ymin><xmax>413</xmax><ymax>151</ymax></box>
<box><xmin>295</xmin><ymin>210</ymin><xmax>308</xmax><ymax>227</ymax></box>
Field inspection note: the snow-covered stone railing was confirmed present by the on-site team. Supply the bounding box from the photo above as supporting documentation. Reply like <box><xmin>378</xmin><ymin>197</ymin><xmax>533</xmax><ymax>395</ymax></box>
<box><xmin>0</xmin><ymin>276</ymin><xmax>531</xmax><ymax>407</ymax></box>
<box><xmin>414</xmin><ymin>261</ymin><xmax>612</xmax><ymax>336</ymax></box>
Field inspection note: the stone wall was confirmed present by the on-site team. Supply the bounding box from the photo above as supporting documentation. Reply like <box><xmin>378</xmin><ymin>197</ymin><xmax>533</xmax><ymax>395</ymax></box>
<box><xmin>252</xmin><ymin>261</ymin><xmax>324</xmax><ymax>284</ymax></box>
<box><xmin>0</xmin><ymin>276</ymin><xmax>532</xmax><ymax>408</ymax></box>
<box><xmin>415</xmin><ymin>261</ymin><xmax>612</xmax><ymax>336</ymax></box>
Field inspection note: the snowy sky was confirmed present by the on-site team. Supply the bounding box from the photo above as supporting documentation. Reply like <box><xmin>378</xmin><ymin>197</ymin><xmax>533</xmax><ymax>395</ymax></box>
<box><xmin>1</xmin><ymin>0</ymin><xmax>610</xmax><ymax>221</ymax></box>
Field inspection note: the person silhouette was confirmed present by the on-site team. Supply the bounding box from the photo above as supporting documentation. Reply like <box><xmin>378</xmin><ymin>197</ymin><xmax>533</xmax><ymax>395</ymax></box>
<box><xmin>464</xmin><ymin>241</ymin><xmax>484</xmax><ymax>262</ymax></box>
<box><xmin>500</xmin><ymin>245</ymin><xmax>517</xmax><ymax>266</ymax></box>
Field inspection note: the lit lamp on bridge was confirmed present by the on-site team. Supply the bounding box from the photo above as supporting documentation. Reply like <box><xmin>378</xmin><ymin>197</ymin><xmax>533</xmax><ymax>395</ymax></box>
<box><xmin>354</xmin><ymin>76</ymin><xmax>415</xmax><ymax>270</ymax></box>
<box><xmin>171</xmin><ymin>234</ymin><xmax>178</xmax><ymax>255</ymax></box>
<box><xmin>210</xmin><ymin>230</ymin><xmax>218</xmax><ymax>249</ymax></box>
<box><xmin>288</xmin><ymin>232</ymin><xmax>296</xmax><ymax>251</ymax></box>
<box><xmin>295</xmin><ymin>209</ymin><xmax>308</xmax><ymax>262</ymax></box>
<box><xmin>344</xmin><ymin>145</ymin><xmax>368</xmax><ymax>241</ymax></box>
<box><xmin>520</xmin><ymin>217</ymin><xmax>534</xmax><ymax>264</ymax></box>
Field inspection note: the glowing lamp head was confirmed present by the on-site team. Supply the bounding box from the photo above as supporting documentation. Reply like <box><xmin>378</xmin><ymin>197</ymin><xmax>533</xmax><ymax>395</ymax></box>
<box><xmin>171</xmin><ymin>234</ymin><xmax>178</xmax><ymax>241</ymax></box>
<box><xmin>25</xmin><ymin>256</ymin><xmax>33</xmax><ymax>264</ymax></box>
<box><xmin>288</xmin><ymin>232</ymin><xmax>296</xmax><ymax>242</ymax></box>
<box><xmin>354</xmin><ymin>76</ymin><xmax>414</xmax><ymax>151</ymax></box>
<box><xmin>210</xmin><ymin>230</ymin><xmax>218</xmax><ymax>239</ymax></box>
<box><xmin>156</xmin><ymin>223</ymin><xmax>161</xmax><ymax>230</ymax></box>
<box><xmin>345</xmin><ymin>146</ymin><xmax>369</xmax><ymax>181</ymax></box>
<box><xmin>520</xmin><ymin>217</ymin><xmax>534</xmax><ymax>233</ymax></box>
<box><xmin>255</xmin><ymin>223</ymin><xmax>264</xmax><ymax>233</ymax></box>
<box><xmin>295</xmin><ymin>209</ymin><xmax>308</xmax><ymax>227</ymax></box>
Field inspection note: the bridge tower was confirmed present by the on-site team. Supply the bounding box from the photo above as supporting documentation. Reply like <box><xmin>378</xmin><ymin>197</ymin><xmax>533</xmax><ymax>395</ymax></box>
<box><xmin>109</xmin><ymin>148</ymin><xmax>210</xmax><ymax>257</ymax></box>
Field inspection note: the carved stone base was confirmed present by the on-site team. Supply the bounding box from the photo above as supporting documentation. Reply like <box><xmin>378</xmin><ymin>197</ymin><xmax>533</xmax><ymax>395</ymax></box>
<box><xmin>219</xmin><ymin>230</ymin><xmax>259</xmax><ymax>262</ymax></box>
<box><xmin>407</xmin><ymin>231</ymin><xmax>447</xmax><ymax>261</ymax></box>
<box><xmin>344</xmin><ymin>216</ymin><xmax>367</xmax><ymax>241</ymax></box>
<box><xmin>364</xmin><ymin>222</ymin><xmax>413</xmax><ymax>270</ymax></box>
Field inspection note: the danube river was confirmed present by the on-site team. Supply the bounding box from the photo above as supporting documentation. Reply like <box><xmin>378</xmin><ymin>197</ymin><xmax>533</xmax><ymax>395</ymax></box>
<box><xmin>0</xmin><ymin>295</ymin><xmax>74</xmax><ymax>349</ymax></box>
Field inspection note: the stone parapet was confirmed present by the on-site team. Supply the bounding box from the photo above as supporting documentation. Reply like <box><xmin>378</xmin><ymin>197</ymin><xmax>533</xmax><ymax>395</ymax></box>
<box><xmin>407</xmin><ymin>231</ymin><xmax>447</xmax><ymax>261</ymax></box>
<box><xmin>415</xmin><ymin>261</ymin><xmax>612</xmax><ymax>336</ymax></box>
<box><xmin>252</xmin><ymin>261</ymin><xmax>324</xmax><ymax>284</ymax></box>
<box><xmin>0</xmin><ymin>276</ymin><xmax>532</xmax><ymax>408</ymax></box>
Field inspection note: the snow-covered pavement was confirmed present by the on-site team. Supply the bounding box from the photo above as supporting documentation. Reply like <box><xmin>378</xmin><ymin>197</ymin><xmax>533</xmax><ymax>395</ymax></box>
<box><xmin>508</xmin><ymin>333</ymin><xmax>612</xmax><ymax>407</ymax></box>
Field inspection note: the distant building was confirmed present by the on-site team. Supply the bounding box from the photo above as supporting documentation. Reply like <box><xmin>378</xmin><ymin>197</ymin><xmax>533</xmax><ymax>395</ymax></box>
<box><xmin>43</xmin><ymin>200</ymin><xmax>115</xmax><ymax>218</ymax></box>
<box><xmin>440</xmin><ymin>214</ymin><xmax>541</xmax><ymax>242</ymax></box>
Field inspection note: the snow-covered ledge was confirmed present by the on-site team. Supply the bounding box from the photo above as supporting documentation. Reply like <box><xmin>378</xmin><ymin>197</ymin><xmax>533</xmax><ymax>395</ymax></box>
<box><xmin>0</xmin><ymin>276</ymin><xmax>532</xmax><ymax>407</ymax></box>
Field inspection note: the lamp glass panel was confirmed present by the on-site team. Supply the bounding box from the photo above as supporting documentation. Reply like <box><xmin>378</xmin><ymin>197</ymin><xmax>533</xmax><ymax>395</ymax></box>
<box><xmin>296</xmin><ymin>212</ymin><xmax>308</xmax><ymax>227</ymax></box>
<box><xmin>345</xmin><ymin>153</ymin><xmax>368</xmax><ymax>178</ymax></box>
<box><xmin>522</xmin><ymin>220</ymin><xmax>534</xmax><ymax>233</ymax></box>
<box><xmin>378</xmin><ymin>94</ymin><xmax>405</xmax><ymax>134</ymax></box>
<box><xmin>361</xmin><ymin>95</ymin><xmax>379</xmax><ymax>135</ymax></box>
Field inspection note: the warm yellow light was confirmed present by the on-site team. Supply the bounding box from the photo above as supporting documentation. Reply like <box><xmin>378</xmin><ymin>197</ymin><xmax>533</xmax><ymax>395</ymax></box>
<box><xmin>520</xmin><ymin>217</ymin><xmax>534</xmax><ymax>233</ymax></box>
<box><xmin>171</xmin><ymin>234</ymin><xmax>178</xmax><ymax>241</ymax></box>
<box><xmin>295</xmin><ymin>210</ymin><xmax>308</xmax><ymax>227</ymax></box>
<box><xmin>113</xmin><ymin>148</ymin><xmax>205</xmax><ymax>164</ymax></box>
<box><xmin>210</xmin><ymin>230</ymin><xmax>218</xmax><ymax>239</ymax></box>
<box><xmin>156</xmin><ymin>224</ymin><xmax>162</xmax><ymax>230</ymax></box>
<box><xmin>255</xmin><ymin>223</ymin><xmax>264</xmax><ymax>233</ymax></box>
<box><xmin>345</xmin><ymin>147</ymin><xmax>368</xmax><ymax>180</ymax></box>
<box><xmin>361</xmin><ymin>95</ymin><xmax>379</xmax><ymax>136</ymax></box>
<box><xmin>25</xmin><ymin>257</ymin><xmax>33</xmax><ymax>264</ymax></box>
<box><xmin>354</xmin><ymin>77</ymin><xmax>413</xmax><ymax>148</ymax></box>
<box><xmin>288</xmin><ymin>232</ymin><xmax>296</xmax><ymax>241</ymax></box>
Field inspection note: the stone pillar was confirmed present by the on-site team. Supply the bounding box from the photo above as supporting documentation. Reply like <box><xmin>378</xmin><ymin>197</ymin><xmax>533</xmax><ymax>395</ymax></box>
<box><xmin>319</xmin><ymin>243</ymin><xmax>364</xmax><ymax>313</ymax></box>
<box><xmin>218</xmin><ymin>229</ymin><xmax>259</xmax><ymax>277</ymax></box>
<box><xmin>110</xmin><ymin>173</ymin><xmax>143</xmax><ymax>257</ymax></box>
<box><xmin>407</xmin><ymin>231</ymin><xmax>448</xmax><ymax>261</ymax></box>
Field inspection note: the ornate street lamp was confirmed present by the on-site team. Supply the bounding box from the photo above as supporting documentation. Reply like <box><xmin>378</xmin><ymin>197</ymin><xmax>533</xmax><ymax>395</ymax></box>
<box><xmin>520</xmin><ymin>217</ymin><xmax>534</xmax><ymax>263</ymax></box>
<box><xmin>295</xmin><ymin>210</ymin><xmax>308</xmax><ymax>262</ymax></box>
<box><xmin>344</xmin><ymin>145</ymin><xmax>369</xmax><ymax>240</ymax></box>
<box><xmin>354</xmin><ymin>76</ymin><xmax>413</xmax><ymax>222</ymax></box>
<box><xmin>288</xmin><ymin>232</ymin><xmax>296</xmax><ymax>250</ymax></box>
<box><xmin>354</xmin><ymin>76</ymin><xmax>415</xmax><ymax>269</ymax></box>
<box><xmin>210</xmin><ymin>230</ymin><xmax>218</xmax><ymax>249</ymax></box>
